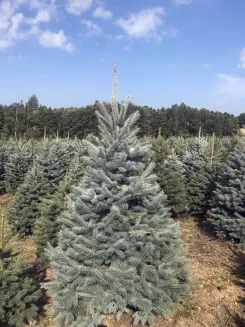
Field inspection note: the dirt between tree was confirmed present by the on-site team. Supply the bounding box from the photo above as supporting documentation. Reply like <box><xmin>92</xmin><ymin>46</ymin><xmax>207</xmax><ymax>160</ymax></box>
<box><xmin>21</xmin><ymin>217</ymin><xmax>245</xmax><ymax>327</ymax></box>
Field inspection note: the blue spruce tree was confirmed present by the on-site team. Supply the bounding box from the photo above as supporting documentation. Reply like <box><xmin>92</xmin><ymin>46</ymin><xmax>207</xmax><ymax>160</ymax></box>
<box><xmin>208</xmin><ymin>144</ymin><xmax>245</xmax><ymax>247</ymax></box>
<box><xmin>46</xmin><ymin>95</ymin><xmax>190</xmax><ymax>327</ymax></box>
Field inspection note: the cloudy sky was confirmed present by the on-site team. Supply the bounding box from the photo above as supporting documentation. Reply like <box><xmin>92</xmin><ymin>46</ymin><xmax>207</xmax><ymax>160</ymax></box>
<box><xmin>0</xmin><ymin>0</ymin><xmax>245</xmax><ymax>115</ymax></box>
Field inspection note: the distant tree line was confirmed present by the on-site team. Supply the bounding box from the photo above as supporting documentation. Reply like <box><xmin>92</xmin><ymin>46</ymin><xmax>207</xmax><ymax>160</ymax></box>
<box><xmin>0</xmin><ymin>95</ymin><xmax>241</xmax><ymax>139</ymax></box>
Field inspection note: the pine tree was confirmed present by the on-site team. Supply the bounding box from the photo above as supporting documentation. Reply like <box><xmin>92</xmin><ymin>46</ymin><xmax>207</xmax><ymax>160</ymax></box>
<box><xmin>0</xmin><ymin>200</ymin><xmax>41</xmax><ymax>327</ymax></box>
<box><xmin>184</xmin><ymin>135</ymin><xmax>225</xmax><ymax>217</ymax></box>
<box><xmin>35</xmin><ymin>155</ymin><xmax>84</xmax><ymax>258</ymax></box>
<box><xmin>0</xmin><ymin>143</ymin><xmax>7</xmax><ymax>194</ymax></box>
<box><xmin>150</xmin><ymin>132</ymin><xmax>170</xmax><ymax>168</ymax></box>
<box><xmin>158</xmin><ymin>150</ymin><xmax>187</xmax><ymax>217</ymax></box>
<box><xmin>37</xmin><ymin>140</ymin><xmax>76</xmax><ymax>185</ymax></box>
<box><xmin>4</xmin><ymin>151</ymin><xmax>32</xmax><ymax>193</ymax></box>
<box><xmin>208</xmin><ymin>145</ymin><xmax>245</xmax><ymax>247</ymax></box>
<box><xmin>46</xmin><ymin>96</ymin><xmax>190</xmax><ymax>327</ymax></box>
<box><xmin>183</xmin><ymin>137</ymin><xmax>209</xmax><ymax>184</ymax></box>
<box><xmin>8</xmin><ymin>162</ymin><xmax>52</xmax><ymax>237</ymax></box>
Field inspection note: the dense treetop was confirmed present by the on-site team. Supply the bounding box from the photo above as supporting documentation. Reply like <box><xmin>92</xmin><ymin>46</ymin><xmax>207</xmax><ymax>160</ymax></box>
<box><xmin>0</xmin><ymin>95</ymin><xmax>240</xmax><ymax>139</ymax></box>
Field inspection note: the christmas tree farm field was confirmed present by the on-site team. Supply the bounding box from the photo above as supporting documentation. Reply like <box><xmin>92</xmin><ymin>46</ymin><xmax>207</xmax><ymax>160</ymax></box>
<box><xmin>1</xmin><ymin>196</ymin><xmax>242</xmax><ymax>327</ymax></box>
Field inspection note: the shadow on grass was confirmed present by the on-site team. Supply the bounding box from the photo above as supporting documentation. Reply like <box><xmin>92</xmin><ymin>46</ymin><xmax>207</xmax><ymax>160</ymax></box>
<box><xmin>225</xmin><ymin>249</ymin><xmax>245</xmax><ymax>327</ymax></box>
<box><xmin>24</xmin><ymin>258</ymin><xmax>50</xmax><ymax>317</ymax></box>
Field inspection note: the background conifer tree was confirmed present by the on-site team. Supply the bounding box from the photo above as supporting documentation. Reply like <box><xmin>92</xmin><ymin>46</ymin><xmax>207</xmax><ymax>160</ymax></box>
<box><xmin>37</xmin><ymin>140</ymin><xmax>76</xmax><ymax>185</ymax></box>
<box><xmin>8</xmin><ymin>162</ymin><xmax>51</xmax><ymax>237</ymax></box>
<box><xmin>158</xmin><ymin>150</ymin><xmax>187</xmax><ymax>217</ymax></box>
<box><xmin>35</xmin><ymin>155</ymin><xmax>84</xmax><ymax>257</ymax></box>
<box><xmin>0</xmin><ymin>142</ymin><xmax>7</xmax><ymax>194</ymax></box>
<box><xmin>46</xmin><ymin>94</ymin><xmax>190</xmax><ymax>327</ymax></box>
<box><xmin>208</xmin><ymin>144</ymin><xmax>245</xmax><ymax>247</ymax></box>
<box><xmin>4</xmin><ymin>150</ymin><xmax>33</xmax><ymax>193</ymax></box>
<box><xmin>0</xmin><ymin>199</ymin><xmax>41</xmax><ymax>327</ymax></box>
<box><xmin>184</xmin><ymin>135</ymin><xmax>226</xmax><ymax>217</ymax></box>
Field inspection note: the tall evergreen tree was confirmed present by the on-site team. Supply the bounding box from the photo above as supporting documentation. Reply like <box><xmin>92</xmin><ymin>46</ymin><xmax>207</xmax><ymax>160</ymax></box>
<box><xmin>0</xmin><ymin>200</ymin><xmax>41</xmax><ymax>327</ymax></box>
<box><xmin>208</xmin><ymin>145</ymin><xmax>245</xmax><ymax>247</ymax></box>
<box><xmin>46</xmin><ymin>95</ymin><xmax>190</xmax><ymax>327</ymax></box>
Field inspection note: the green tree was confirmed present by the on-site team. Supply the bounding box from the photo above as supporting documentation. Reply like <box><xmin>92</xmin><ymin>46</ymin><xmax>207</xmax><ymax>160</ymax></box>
<box><xmin>4</xmin><ymin>150</ymin><xmax>32</xmax><ymax>193</ymax></box>
<box><xmin>158</xmin><ymin>150</ymin><xmax>187</xmax><ymax>217</ymax></box>
<box><xmin>208</xmin><ymin>144</ymin><xmax>245</xmax><ymax>247</ymax></box>
<box><xmin>8</xmin><ymin>162</ymin><xmax>51</xmax><ymax>237</ymax></box>
<box><xmin>35</xmin><ymin>154</ymin><xmax>84</xmax><ymax>257</ymax></box>
<box><xmin>238</xmin><ymin>113</ymin><xmax>245</xmax><ymax>127</ymax></box>
<box><xmin>0</xmin><ymin>200</ymin><xmax>41</xmax><ymax>327</ymax></box>
<box><xmin>26</xmin><ymin>94</ymin><xmax>39</xmax><ymax>130</ymax></box>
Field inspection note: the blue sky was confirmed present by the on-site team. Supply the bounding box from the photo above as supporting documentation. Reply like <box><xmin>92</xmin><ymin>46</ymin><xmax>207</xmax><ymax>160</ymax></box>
<box><xmin>0</xmin><ymin>0</ymin><xmax>245</xmax><ymax>115</ymax></box>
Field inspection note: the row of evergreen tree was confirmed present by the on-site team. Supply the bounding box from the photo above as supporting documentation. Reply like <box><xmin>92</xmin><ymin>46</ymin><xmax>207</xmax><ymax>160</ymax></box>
<box><xmin>0</xmin><ymin>138</ymin><xmax>85</xmax><ymax>326</ymax></box>
<box><xmin>1</xmin><ymin>132</ymin><xmax>244</xmax><ymax>258</ymax></box>
<box><xmin>0</xmin><ymin>95</ymin><xmax>241</xmax><ymax>140</ymax></box>
<box><xmin>152</xmin><ymin>132</ymin><xmax>245</xmax><ymax>247</ymax></box>
<box><xmin>1</xmin><ymin>99</ymin><xmax>245</xmax><ymax>326</ymax></box>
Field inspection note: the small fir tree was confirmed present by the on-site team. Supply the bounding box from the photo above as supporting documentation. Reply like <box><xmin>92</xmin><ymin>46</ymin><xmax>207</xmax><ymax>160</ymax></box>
<box><xmin>46</xmin><ymin>95</ymin><xmax>190</xmax><ymax>327</ymax></box>
<box><xmin>183</xmin><ymin>137</ymin><xmax>209</xmax><ymax>184</ymax></box>
<box><xmin>0</xmin><ymin>201</ymin><xmax>41</xmax><ymax>327</ymax></box>
<box><xmin>4</xmin><ymin>151</ymin><xmax>32</xmax><ymax>193</ymax></box>
<box><xmin>35</xmin><ymin>155</ymin><xmax>84</xmax><ymax>257</ymax></box>
<box><xmin>37</xmin><ymin>140</ymin><xmax>76</xmax><ymax>185</ymax></box>
<box><xmin>158</xmin><ymin>150</ymin><xmax>187</xmax><ymax>217</ymax></box>
<box><xmin>150</xmin><ymin>132</ymin><xmax>170</xmax><ymax>168</ymax></box>
<box><xmin>0</xmin><ymin>143</ymin><xmax>7</xmax><ymax>194</ymax></box>
<box><xmin>184</xmin><ymin>135</ymin><xmax>225</xmax><ymax>217</ymax></box>
<box><xmin>8</xmin><ymin>162</ymin><xmax>52</xmax><ymax>237</ymax></box>
<box><xmin>208</xmin><ymin>145</ymin><xmax>245</xmax><ymax>247</ymax></box>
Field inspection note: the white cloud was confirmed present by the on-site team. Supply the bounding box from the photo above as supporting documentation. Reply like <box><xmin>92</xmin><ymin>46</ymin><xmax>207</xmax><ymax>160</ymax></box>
<box><xmin>238</xmin><ymin>48</ymin><xmax>245</xmax><ymax>69</ymax></box>
<box><xmin>26</xmin><ymin>9</ymin><xmax>52</xmax><ymax>25</ymax></box>
<box><xmin>39</xmin><ymin>29</ymin><xmax>75</xmax><ymax>52</ymax></box>
<box><xmin>0</xmin><ymin>2</ymin><xmax>26</xmax><ymax>49</ymax></box>
<box><xmin>0</xmin><ymin>0</ymin><xmax>57</xmax><ymax>50</ymax></box>
<box><xmin>117</xmin><ymin>7</ymin><xmax>165</xmax><ymax>39</ymax></box>
<box><xmin>81</xmin><ymin>19</ymin><xmax>102</xmax><ymax>36</ymax></box>
<box><xmin>0</xmin><ymin>39</ymin><xmax>11</xmax><ymax>49</ymax></box>
<box><xmin>216</xmin><ymin>74</ymin><xmax>245</xmax><ymax>98</ymax></box>
<box><xmin>93</xmin><ymin>6</ymin><xmax>113</xmax><ymax>19</ymax></box>
<box><xmin>175</xmin><ymin>0</ymin><xmax>193</xmax><ymax>5</ymax></box>
<box><xmin>66</xmin><ymin>0</ymin><xmax>94</xmax><ymax>15</ymax></box>
<box><xmin>204</xmin><ymin>62</ymin><xmax>210</xmax><ymax>68</ymax></box>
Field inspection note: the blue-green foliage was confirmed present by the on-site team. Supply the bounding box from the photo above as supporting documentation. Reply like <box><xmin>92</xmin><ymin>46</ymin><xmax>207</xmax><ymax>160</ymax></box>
<box><xmin>37</xmin><ymin>140</ymin><xmax>76</xmax><ymax>184</ymax></box>
<box><xmin>8</xmin><ymin>162</ymin><xmax>52</xmax><ymax>237</ymax></box>
<box><xmin>8</xmin><ymin>140</ymin><xmax>77</xmax><ymax>237</ymax></box>
<box><xmin>208</xmin><ymin>145</ymin><xmax>245</xmax><ymax>247</ymax></box>
<box><xmin>46</xmin><ymin>97</ymin><xmax>190</xmax><ymax>327</ymax></box>
<box><xmin>35</xmin><ymin>153</ymin><xmax>85</xmax><ymax>257</ymax></box>
<box><xmin>2</xmin><ymin>139</ymin><xmax>35</xmax><ymax>194</ymax></box>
